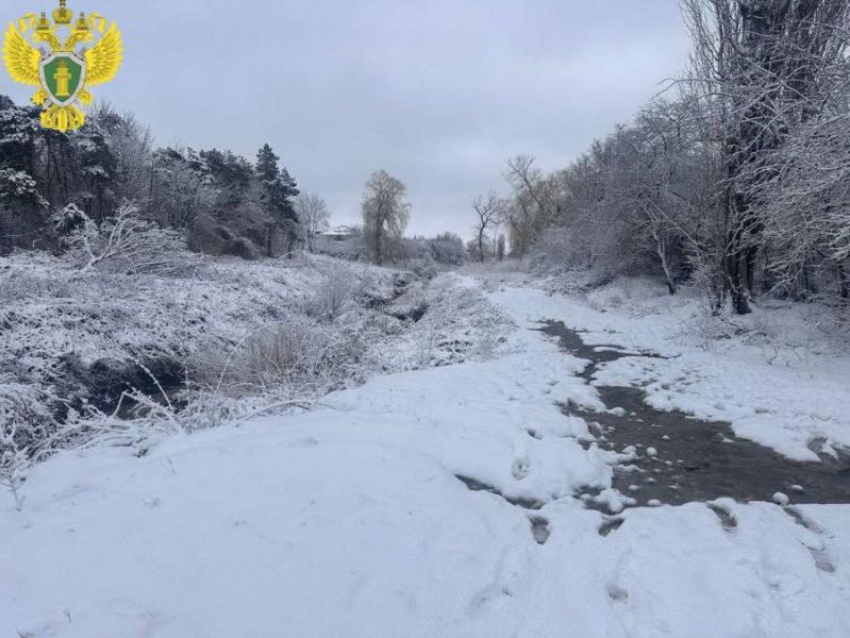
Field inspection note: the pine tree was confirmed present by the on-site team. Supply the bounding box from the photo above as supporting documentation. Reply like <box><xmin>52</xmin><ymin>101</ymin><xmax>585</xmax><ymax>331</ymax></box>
<box><xmin>0</xmin><ymin>97</ymin><xmax>49</xmax><ymax>252</ymax></box>
<box><xmin>255</xmin><ymin>143</ymin><xmax>300</xmax><ymax>256</ymax></box>
<box><xmin>0</xmin><ymin>96</ymin><xmax>38</xmax><ymax>175</ymax></box>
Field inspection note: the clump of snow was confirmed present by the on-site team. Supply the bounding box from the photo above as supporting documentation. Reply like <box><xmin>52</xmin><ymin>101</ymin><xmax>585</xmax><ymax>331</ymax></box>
<box><xmin>592</xmin><ymin>488</ymin><xmax>637</xmax><ymax>514</ymax></box>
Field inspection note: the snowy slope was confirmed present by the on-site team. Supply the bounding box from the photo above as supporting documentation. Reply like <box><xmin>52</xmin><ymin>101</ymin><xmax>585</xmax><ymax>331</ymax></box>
<box><xmin>2</xmin><ymin>276</ymin><xmax>850</xmax><ymax>637</ymax></box>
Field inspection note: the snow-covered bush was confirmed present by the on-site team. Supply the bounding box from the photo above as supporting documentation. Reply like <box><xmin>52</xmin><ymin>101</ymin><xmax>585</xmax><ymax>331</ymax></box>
<box><xmin>409</xmin><ymin>275</ymin><xmax>514</xmax><ymax>367</ymax></box>
<box><xmin>0</xmin><ymin>168</ymin><xmax>47</xmax><ymax>210</ymax></box>
<box><xmin>0</xmin><ymin>429</ymin><xmax>27</xmax><ymax>512</ymax></box>
<box><xmin>689</xmin><ymin>248</ymin><xmax>727</xmax><ymax>316</ymax></box>
<box><xmin>0</xmin><ymin>382</ymin><xmax>55</xmax><ymax>511</ymax></box>
<box><xmin>301</xmin><ymin>258</ymin><xmax>364</xmax><ymax>322</ymax></box>
<box><xmin>587</xmin><ymin>289</ymin><xmax>625</xmax><ymax>312</ymax></box>
<box><xmin>53</xmin><ymin>201</ymin><xmax>201</xmax><ymax>275</ymax></box>
<box><xmin>235</xmin><ymin>314</ymin><xmax>372</xmax><ymax>394</ymax></box>
<box><xmin>0</xmin><ymin>382</ymin><xmax>54</xmax><ymax>450</ymax></box>
<box><xmin>528</xmin><ymin>228</ymin><xmax>587</xmax><ymax>275</ymax></box>
<box><xmin>427</xmin><ymin>233</ymin><xmax>466</xmax><ymax>266</ymax></box>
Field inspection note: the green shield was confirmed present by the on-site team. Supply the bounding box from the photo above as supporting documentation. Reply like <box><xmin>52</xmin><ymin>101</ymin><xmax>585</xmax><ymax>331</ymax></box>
<box><xmin>40</xmin><ymin>53</ymin><xmax>86</xmax><ymax>105</ymax></box>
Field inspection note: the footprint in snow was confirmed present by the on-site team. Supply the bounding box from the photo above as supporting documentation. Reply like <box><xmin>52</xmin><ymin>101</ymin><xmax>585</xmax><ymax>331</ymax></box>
<box><xmin>706</xmin><ymin>502</ymin><xmax>738</xmax><ymax>531</ymax></box>
<box><xmin>606</xmin><ymin>583</ymin><xmax>629</xmax><ymax>602</ymax></box>
<box><xmin>783</xmin><ymin>507</ymin><xmax>837</xmax><ymax>573</ymax></box>
<box><xmin>512</xmin><ymin>456</ymin><xmax>530</xmax><ymax>481</ymax></box>
<box><xmin>529</xmin><ymin>516</ymin><xmax>551</xmax><ymax>545</ymax></box>
<box><xmin>598</xmin><ymin>517</ymin><xmax>625</xmax><ymax>537</ymax></box>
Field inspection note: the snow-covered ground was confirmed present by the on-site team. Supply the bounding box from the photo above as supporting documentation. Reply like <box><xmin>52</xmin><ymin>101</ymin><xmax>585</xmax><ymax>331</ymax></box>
<box><xmin>0</xmin><ymin>252</ymin><xmax>511</xmax><ymax>451</ymax></box>
<box><xmin>3</xmin><ymin>274</ymin><xmax>850</xmax><ymax>637</ymax></box>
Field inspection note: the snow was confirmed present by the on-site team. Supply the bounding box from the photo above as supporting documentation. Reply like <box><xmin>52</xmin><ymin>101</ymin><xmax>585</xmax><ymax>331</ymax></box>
<box><xmin>774</xmin><ymin>492</ymin><xmax>791</xmax><ymax>506</ymax></box>
<box><xmin>0</xmin><ymin>254</ymin><xmax>513</xmax><ymax>455</ymax></box>
<box><xmin>2</xmin><ymin>273</ymin><xmax>850</xmax><ymax>636</ymax></box>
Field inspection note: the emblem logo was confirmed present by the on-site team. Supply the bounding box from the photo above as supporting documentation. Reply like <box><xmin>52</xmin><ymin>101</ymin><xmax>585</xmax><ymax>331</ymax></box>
<box><xmin>2</xmin><ymin>0</ymin><xmax>123</xmax><ymax>132</ymax></box>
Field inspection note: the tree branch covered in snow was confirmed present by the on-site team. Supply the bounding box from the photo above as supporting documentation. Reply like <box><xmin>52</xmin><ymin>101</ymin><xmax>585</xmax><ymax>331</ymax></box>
<box><xmin>53</xmin><ymin>202</ymin><xmax>202</xmax><ymax>276</ymax></box>
<box><xmin>504</xmin><ymin>0</ymin><xmax>850</xmax><ymax>322</ymax></box>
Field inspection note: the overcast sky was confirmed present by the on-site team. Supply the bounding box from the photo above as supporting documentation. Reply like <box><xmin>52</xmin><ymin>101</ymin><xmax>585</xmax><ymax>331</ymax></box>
<box><xmin>3</xmin><ymin>0</ymin><xmax>690</xmax><ymax>238</ymax></box>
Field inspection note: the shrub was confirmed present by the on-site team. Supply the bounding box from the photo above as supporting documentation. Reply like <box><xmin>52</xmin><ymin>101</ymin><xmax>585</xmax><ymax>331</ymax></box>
<box><xmin>301</xmin><ymin>259</ymin><xmax>364</xmax><ymax>322</ymax></box>
<box><xmin>53</xmin><ymin>201</ymin><xmax>202</xmax><ymax>275</ymax></box>
<box><xmin>218</xmin><ymin>313</ymin><xmax>372</xmax><ymax>395</ymax></box>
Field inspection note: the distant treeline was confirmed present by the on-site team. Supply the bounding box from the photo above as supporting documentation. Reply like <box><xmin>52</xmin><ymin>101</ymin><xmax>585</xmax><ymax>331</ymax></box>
<box><xmin>0</xmin><ymin>95</ymin><xmax>472</xmax><ymax>269</ymax></box>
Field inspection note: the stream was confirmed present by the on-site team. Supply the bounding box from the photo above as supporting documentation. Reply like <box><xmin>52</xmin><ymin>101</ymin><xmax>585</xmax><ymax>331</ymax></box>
<box><xmin>540</xmin><ymin>320</ymin><xmax>850</xmax><ymax>510</ymax></box>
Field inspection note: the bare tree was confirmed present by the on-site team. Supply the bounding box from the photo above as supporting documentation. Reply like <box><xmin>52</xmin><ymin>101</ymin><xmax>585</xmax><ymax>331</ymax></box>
<box><xmin>503</xmin><ymin>155</ymin><xmax>563</xmax><ymax>258</ymax></box>
<box><xmin>295</xmin><ymin>192</ymin><xmax>331</xmax><ymax>252</ymax></box>
<box><xmin>471</xmin><ymin>192</ymin><xmax>503</xmax><ymax>263</ymax></box>
<box><xmin>362</xmin><ymin>170</ymin><xmax>410</xmax><ymax>265</ymax></box>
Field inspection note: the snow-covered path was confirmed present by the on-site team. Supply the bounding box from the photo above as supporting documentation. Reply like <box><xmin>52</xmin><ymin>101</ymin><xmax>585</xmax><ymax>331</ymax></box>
<box><xmin>3</xmin><ymin>277</ymin><xmax>850</xmax><ymax>637</ymax></box>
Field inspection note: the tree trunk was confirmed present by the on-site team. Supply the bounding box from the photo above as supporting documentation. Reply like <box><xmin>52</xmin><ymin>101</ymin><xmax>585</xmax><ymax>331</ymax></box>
<box><xmin>726</xmin><ymin>188</ymin><xmax>753</xmax><ymax>315</ymax></box>
<box><xmin>654</xmin><ymin>230</ymin><xmax>677</xmax><ymax>295</ymax></box>
<box><xmin>727</xmin><ymin>251</ymin><xmax>751</xmax><ymax>315</ymax></box>
<box><xmin>837</xmin><ymin>262</ymin><xmax>850</xmax><ymax>300</ymax></box>
<box><xmin>762</xmin><ymin>248</ymin><xmax>775</xmax><ymax>294</ymax></box>
<box><xmin>374</xmin><ymin>223</ymin><xmax>383</xmax><ymax>266</ymax></box>
<box><xmin>803</xmin><ymin>260</ymin><xmax>819</xmax><ymax>296</ymax></box>
<box><xmin>745</xmin><ymin>242</ymin><xmax>759</xmax><ymax>298</ymax></box>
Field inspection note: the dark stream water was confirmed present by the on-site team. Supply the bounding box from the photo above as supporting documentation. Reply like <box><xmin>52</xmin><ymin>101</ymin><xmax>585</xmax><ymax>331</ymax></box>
<box><xmin>539</xmin><ymin>321</ymin><xmax>850</xmax><ymax>510</ymax></box>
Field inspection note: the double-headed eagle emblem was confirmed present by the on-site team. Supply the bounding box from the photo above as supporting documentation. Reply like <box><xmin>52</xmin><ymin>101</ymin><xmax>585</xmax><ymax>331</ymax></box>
<box><xmin>2</xmin><ymin>0</ymin><xmax>122</xmax><ymax>132</ymax></box>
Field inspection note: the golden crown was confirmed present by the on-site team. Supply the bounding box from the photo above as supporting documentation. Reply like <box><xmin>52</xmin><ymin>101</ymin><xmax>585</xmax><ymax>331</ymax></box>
<box><xmin>36</xmin><ymin>12</ymin><xmax>52</xmax><ymax>30</ymax></box>
<box><xmin>52</xmin><ymin>0</ymin><xmax>73</xmax><ymax>26</ymax></box>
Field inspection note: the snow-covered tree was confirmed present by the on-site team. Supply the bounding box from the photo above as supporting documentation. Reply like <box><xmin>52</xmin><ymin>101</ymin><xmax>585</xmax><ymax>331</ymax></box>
<box><xmin>682</xmin><ymin>0</ymin><xmax>850</xmax><ymax>313</ymax></box>
<box><xmin>150</xmin><ymin>147</ymin><xmax>218</xmax><ymax>231</ymax></box>
<box><xmin>296</xmin><ymin>192</ymin><xmax>331</xmax><ymax>252</ymax></box>
<box><xmin>427</xmin><ymin>233</ymin><xmax>466</xmax><ymax>266</ymax></box>
<box><xmin>256</xmin><ymin>143</ymin><xmax>300</xmax><ymax>256</ymax></box>
<box><xmin>362</xmin><ymin>170</ymin><xmax>410</xmax><ymax>265</ymax></box>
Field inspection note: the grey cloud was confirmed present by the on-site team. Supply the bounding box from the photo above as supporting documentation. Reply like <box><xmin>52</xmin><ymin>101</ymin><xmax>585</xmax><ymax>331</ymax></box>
<box><xmin>2</xmin><ymin>0</ymin><xmax>690</xmax><ymax>237</ymax></box>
